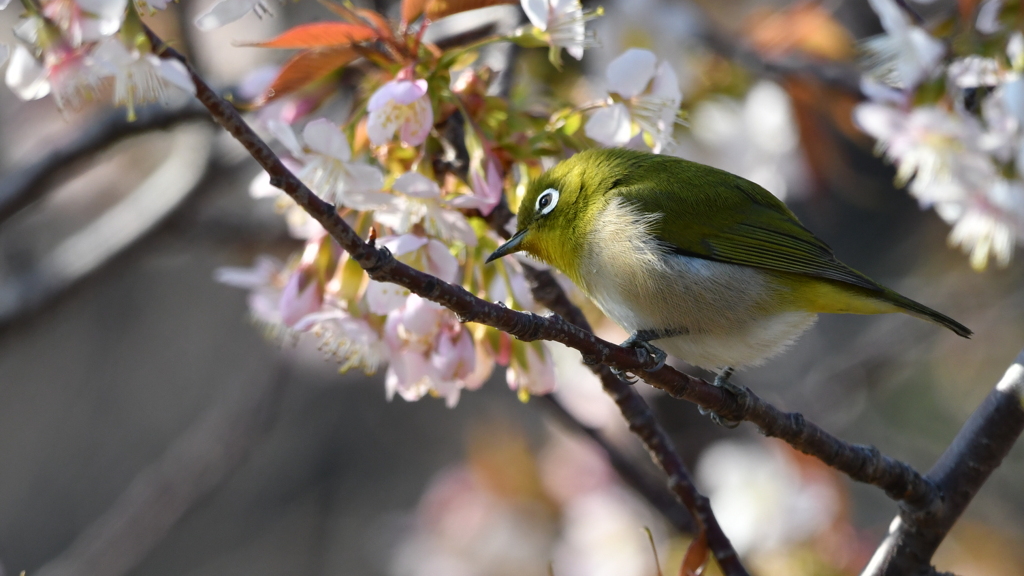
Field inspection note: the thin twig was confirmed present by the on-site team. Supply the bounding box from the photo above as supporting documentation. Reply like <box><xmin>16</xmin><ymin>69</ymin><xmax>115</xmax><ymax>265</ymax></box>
<box><xmin>142</xmin><ymin>26</ymin><xmax>753</xmax><ymax>574</ymax></box>
<box><xmin>861</xmin><ymin>351</ymin><xmax>1024</xmax><ymax>576</ymax></box>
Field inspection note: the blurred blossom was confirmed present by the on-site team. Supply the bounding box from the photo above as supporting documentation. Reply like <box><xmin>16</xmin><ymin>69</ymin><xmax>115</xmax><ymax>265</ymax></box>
<box><xmin>507</xmin><ymin>341</ymin><xmax>556</xmax><ymax>400</ymax></box>
<box><xmin>696</xmin><ymin>440</ymin><xmax>840</xmax><ymax>556</ymax></box>
<box><xmin>367</xmin><ymin>78</ymin><xmax>434</xmax><ymax>147</ymax></box>
<box><xmin>679</xmin><ymin>80</ymin><xmax>805</xmax><ymax>200</ymax></box>
<box><xmin>391</xmin><ymin>467</ymin><xmax>555</xmax><ymax>576</ymax></box>
<box><xmin>585</xmin><ymin>48</ymin><xmax>682</xmax><ymax>153</ymax></box>
<box><xmin>553</xmin><ymin>489</ymin><xmax>664</xmax><ymax>576</ymax></box>
<box><xmin>976</xmin><ymin>0</ymin><xmax>1003</xmax><ymax>34</ymax></box>
<box><xmin>375</xmin><ymin>172</ymin><xmax>478</xmax><ymax>247</ymax></box>
<box><xmin>947</xmin><ymin>56</ymin><xmax>1000</xmax><ymax>90</ymax></box>
<box><xmin>278</xmin><ymin>268</ymin><xmax>323</xmax><ymax>328</ymax></box>
<box><xmin>853</xmin><ymin>104</ymin><xmax>977</xmax><ymax>190</ymax></box>
<box><xmin>5</xmin><ymin>41</ymin><xmax>103</xmax><ymax>110</ymax></box>
<box><xmin>92</xmin><ymin>37</ymin><xmax>196</xmax><ymax>121</ymax></box>
<box><xmin>195</xmin><ymin>0</ymin><xmax>274</xmax><ymax>31</ymax></box>
<box><xmin>215</xmin><ymin>255</ymin><xmax>288</xmax><ymax>326</ymax></box>
<box><xmin>521</xmin><ymin>0</ymin><xmax>598</xmax><ymax>67</ymax></box>
<box><xmin>267</xmin><ymin>118</ymin><xmax>389</xmax><ymax>209</ymax></box>
<box><xmin>862</xmin><ymin>0</ymin><xmax>944</xmax><ymax>88</ymax></box>
<box><xmin>45</xmin><ymin>0</ymin><xmax>126</xmax><ymax>45</ymax></box>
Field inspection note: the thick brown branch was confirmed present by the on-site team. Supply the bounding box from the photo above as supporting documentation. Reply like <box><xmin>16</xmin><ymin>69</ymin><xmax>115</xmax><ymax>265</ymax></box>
<box><xmin>862</xmin><ymin>351</ymin><xmax>1024</xmax><ymax>576</ymax></box>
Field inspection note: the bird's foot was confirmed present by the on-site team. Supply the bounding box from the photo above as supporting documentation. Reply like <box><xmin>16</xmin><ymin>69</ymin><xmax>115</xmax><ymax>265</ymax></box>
<box><xmin>610</xmin><ymin>330</ymin><xmax>675</xmax><ymax>383</ymax></box>
<box><xmin>697</xmin><ymin>367</ymin><xmax>747</xmax><ymax>428</ymax></box>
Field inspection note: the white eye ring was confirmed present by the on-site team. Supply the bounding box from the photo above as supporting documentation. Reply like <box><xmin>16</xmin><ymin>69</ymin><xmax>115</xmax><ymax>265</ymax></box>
<box><xmin>536</xmin><ymin>188</ymin><xmax>559</xmax><ymax>215</ymax></box>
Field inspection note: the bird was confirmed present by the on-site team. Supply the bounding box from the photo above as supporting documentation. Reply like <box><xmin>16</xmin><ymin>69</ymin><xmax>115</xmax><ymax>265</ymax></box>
<box><xmin>485</xmin><ymin>148</ymin><xmax>971</xmax><ymax>413</ymax></box>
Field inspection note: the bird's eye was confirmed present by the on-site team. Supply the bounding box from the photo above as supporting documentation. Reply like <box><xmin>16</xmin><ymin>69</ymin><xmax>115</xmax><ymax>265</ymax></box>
<box><xmin>536</xmin><ymin>188</ymin><xmax>559</xmax><ymax>216</ymax></box>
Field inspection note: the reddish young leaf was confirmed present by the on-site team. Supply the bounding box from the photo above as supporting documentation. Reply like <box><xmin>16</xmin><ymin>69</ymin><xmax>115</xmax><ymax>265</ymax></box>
<box><xmin>248</xmin><ymin>22</ymin><xmax>377</xmax><ymax>49</ymax></box>
<box><xmin>402</xmin><ymin>0</ymin><xmax>429</xmax><ymax>24</ymax></box>
<box><xmin>425</xmin><ymin>0</ymin><xmax>518</xmax><ymax>20</ymax></box>
<box><xmin>679</xmin><ymin>529</ymin><xmax>709</xmax><ymax>576</ymax></box>
<box><xmin>258</xmin><ymin>47</ymin><xmax>357</xmax><ymax>104</ymax></box>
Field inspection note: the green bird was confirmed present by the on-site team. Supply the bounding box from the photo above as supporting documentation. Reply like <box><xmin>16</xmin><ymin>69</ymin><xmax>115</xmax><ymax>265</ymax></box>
<box><xmin>486</xmin><ymin>148</ymin><xmax>971</xmax><ymax>392</ymax></box>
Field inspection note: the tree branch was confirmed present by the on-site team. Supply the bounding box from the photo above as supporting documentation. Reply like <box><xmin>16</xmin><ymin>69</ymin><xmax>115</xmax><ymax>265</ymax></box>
<box><xmin>142</xmin><ymin>27</ymin><xmax>751</xmax><ymax>575</ymax></box>
<box><xmin>0</xmin><ymin>103</ymin><xmax>209</xmax><ymax>226</ymax></box>
<box><xmin>861</xmin><ymin>351</ymin><xmax>1024</xmax><ymax>576</ymax></box>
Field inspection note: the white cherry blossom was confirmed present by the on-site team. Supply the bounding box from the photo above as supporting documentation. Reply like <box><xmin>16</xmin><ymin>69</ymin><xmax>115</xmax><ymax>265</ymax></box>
<box><xmin>862</xmin><ymin>0</ymin><xmax>944</xmax><ymax>88</ymax></box>
<box><xmin>521</xmin><ymin>0</ymin><xmax>598</xmax><ymax>67</ymax></box>
<box><xmin>268</xmin><ymin>118</ymin><xmax>389</xmax><ymax>208</ymax></box>
<box><xmin>293</xmin><ymin>309</ymin><xmax>387</xmax><ymax>374</ymax></box>
<box><xmin>366</xmin><ymin>78</ymin><xmax>434</xmax><ymax>147</ymax></box>
<box><xmin>374</xmin><ymin>172</ymin><xmax>478</xmax><ymax>247</ymax></box>
<box><xmin>5</xmin><ymin>42</ymin><xmax>104</xmax><ymax>111</ymax></box>
<box><xmin>383</xmin><ymin>294</ymin><xmax>480</xmax><ymax>408</ymax></box>
<box><xmin>92</xmin><ymin>37</ymin><xmax>196</xmax><ymax>121</ymax></box>
<box><xmin>584</xmin><ymin>48</ymin><xmax>682</xmax><ymax>152</ymax></box>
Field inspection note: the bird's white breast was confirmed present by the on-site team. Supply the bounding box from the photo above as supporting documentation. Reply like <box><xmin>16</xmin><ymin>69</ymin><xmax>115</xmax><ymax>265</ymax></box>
<box><xmin>578</xmin><ymin>197</ymin><xmax>816</xmax><ymax>370</ymax></box>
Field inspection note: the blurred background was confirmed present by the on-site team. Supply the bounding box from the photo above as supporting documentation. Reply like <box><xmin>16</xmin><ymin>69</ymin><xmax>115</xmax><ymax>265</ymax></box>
<box><xmin>1</xmin><ymin>0</ymin><xmax>1024</xmax><ymax>574</ymax></box>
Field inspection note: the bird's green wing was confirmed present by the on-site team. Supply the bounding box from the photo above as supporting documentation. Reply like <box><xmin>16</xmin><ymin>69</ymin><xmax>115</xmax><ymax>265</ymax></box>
<box><xmin>616</xmin><ymin>159</ymin><xmax>882</xmax><ymax>292</ymax></box>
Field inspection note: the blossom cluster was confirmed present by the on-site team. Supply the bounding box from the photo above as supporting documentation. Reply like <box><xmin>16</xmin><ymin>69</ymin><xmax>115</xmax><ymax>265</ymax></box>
<box><xmin>854</xmin><ymin>0</ymin><xmax>1024</xmax><ymax>270</ymax></box>
<box><xmin>0</xmin><ymin>0</ymin><xmax>691</xmax><ymax>406</ymax></box>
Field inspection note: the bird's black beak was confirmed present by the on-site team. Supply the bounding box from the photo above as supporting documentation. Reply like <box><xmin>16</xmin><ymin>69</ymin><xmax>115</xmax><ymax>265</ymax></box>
<box><xmin>486</xmin><ymin>229</ymin><xmax>528</xmax><ymax>263</ymax></box>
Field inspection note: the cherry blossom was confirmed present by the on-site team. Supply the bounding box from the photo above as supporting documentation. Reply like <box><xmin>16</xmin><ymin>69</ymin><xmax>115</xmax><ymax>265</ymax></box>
<box><xmin>366</xmin><ymin>78</ymin><xmax>434</xmax><ymax>147</ymax></box>
<box><xmin>584</xmin><ymin>48</ymin><xmax>682</xmax><ymax>152</ymax></box>
<box><xmin>450</xmin><ymin>156</ymin><xmax>504</xmax><ymax>216</ymax></box>
<box><xmin>293</xmin><ymin>309</ymin><xmax>387</xmax><ymax>374</ymax></box>
<box><xmin>521</xmin><ymin>0</ymin><xmax>599</xmax><ymax>68</ymax></box>
<box><xmin>267</xmin><ymin>118</ymin><xmax>389</xmax><ymax>209</ymax></box>
<box><xmin>506</xmin><ymin>341</ymin><xmax>556</xmax><ymax>400</ymax></box>
<box><xmin>5</xmin><ymin>41</ymin><xmax>104</xmax><ymax>111</ymax></box>
<box><xmin>383</xmin><ymin>294</ymin><xmax>482</xmax><ymax>407</ymax></box>
<box><xmin>365</xmin><ymin>234</ymin><xmax>458</xmax><ymax>315</ymax></box>
<box><xmin>374</xmin><ymin>172</ymin><xmax>478</xmax><ymax>247</ymax></box>
<box><xmin>44</xmin><ymin>0</ymin><xmax>126</xmax><ymax>45</ymax></box>
<box><xmin>862</xmin><ymin>0</ymin><xmax>944</xmax><ymax>89</ymax></box>
<box><xmin>696</xmin><ymin>440</ymin><xmax>840</xmax><ymax>556</ymax></box>
<box><xmin>214</xmin><ymin>255</ymin><xmax>288</xmax><ymax>327</ymax></box>
<box><xmin>92</xmin><ymin>37</ymin><xmax>196</xmax><ymax>121</ymax></box>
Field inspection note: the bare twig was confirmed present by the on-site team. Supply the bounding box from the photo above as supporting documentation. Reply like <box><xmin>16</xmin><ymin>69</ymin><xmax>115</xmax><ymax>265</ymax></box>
<box><xmin>143</xmin><ymin>27</ymin><xmax>752</xmax><ymax>574</ymax></box>
<box><xmin>0</xmin><ymin>103</ymin><xmax>209</xmax><ymax>226</ymax></box>
<box><xmin>35</xmin><ymin>363</ymin><xmax>289</xmax><ymax>576</ymax></box>
<box><xmin>861</xmin><ymin>351</ymin><xmax>1024</xmax><ymax>576</ymax></box>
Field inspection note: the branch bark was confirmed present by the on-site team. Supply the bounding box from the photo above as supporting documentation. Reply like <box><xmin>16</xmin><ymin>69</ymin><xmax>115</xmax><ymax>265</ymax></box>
<box><xmin>861</xmin><ymin>351</ymin><xmax>1024</xmax><ymax>576</ymax></box>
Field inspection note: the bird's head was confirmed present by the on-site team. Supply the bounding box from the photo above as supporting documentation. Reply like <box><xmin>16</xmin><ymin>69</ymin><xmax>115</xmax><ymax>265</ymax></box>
<box><xmin>486</xmin><ymin>149</ymin><xmax>639</xmax><ymax>278</ymax></box>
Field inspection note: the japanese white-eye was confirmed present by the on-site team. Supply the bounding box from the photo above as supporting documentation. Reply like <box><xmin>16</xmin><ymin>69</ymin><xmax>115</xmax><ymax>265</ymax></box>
<box><xmin>487</xmin><ymin>148</ymin><xmax>971</xmax><ymax>379</ymax></box>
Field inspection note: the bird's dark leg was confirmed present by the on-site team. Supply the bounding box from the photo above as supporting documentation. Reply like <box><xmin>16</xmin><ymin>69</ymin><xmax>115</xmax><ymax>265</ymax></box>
<box><xmin>698</xmin><ymin>366</ymin><xmax>748</xmax><ymax>428</ymax></box>
<box><xmin>610</xmin><ymin>328</ymin><xmax>683</xmax><ymax>383</ymax></box>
